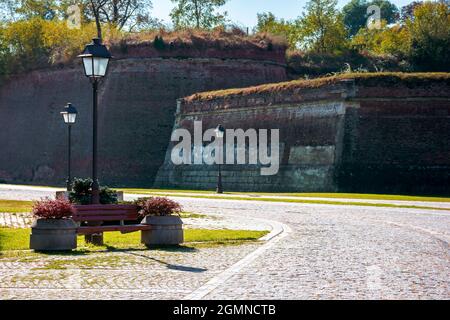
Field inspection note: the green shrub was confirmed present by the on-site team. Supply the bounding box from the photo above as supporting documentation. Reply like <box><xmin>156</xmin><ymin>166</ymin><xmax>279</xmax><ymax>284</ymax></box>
<box><xmin>153</xmin><ymin>35</ymin><xmax>165</xmax><ymax>50</ymax></box>
<box><xmin>69</xmin><ymin>178</ymin><xmax>92</xmax><ymax>205</ymax></box>
<box><xmin>69</xmin><ymin>178</ymin><xmax>118</xmax><ymax>205</ymax></box>
<box><xmin>99</xmin><ymin>186</ymin><xmax>118</xmax><ymax>205</ymax></box>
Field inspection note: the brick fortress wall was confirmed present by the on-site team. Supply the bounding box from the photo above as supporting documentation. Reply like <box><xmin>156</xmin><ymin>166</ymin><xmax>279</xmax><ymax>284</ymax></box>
<box><xmin>0</xmin><ymin>47</ymin><xmax>287</xmax><ymax>187</ymax></box>
<box><xmin>155</xmin><ymin>74</ymin><xmax>450</xmax><ymax>194</ymax></box>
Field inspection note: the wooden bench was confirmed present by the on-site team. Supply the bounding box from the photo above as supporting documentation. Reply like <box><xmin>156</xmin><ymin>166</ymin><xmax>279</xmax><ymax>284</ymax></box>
<box><xmin>73</xmin><ymin>204</ymin><xmax>151</xmax><ymax>235</ymax></box>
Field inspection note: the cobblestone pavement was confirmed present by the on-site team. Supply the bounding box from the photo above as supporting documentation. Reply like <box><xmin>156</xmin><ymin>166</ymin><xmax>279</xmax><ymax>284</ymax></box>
<box><xmin>177</xmin><ymin>198</ymin><xmax>450</xmax><ymax>300</ymax></box>
<box><xmin>0</xmin><ymin>186</ymin><xmax>449</xmax><ymax>299</ymax></box>
<box><xmin>0</xmin><ymin>244</ymin><xmax>261</xmax><ymax>300</ymax></box>
<box><xmin>0</xmin><ymin>212</ymin><xmax>33</xmax><ymax>228</ymax></box>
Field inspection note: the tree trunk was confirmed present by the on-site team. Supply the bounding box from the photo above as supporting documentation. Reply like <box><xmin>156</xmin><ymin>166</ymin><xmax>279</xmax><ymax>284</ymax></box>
<box><xmin>194</xmin><ymin>0</ymin><xmax>200</xmax><ymax>28</ymax></box>
<box><xmin>90</xmin><ymin>0</ymin><xmax>103</xmax><ymax>40</ymax></box>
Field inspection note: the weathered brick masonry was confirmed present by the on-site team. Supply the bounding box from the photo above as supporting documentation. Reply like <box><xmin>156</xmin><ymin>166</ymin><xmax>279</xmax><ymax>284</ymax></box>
<box><xmin>0</xmin><ymin>49</ymin><xmax>287</xmax><ymax>187</ymax></box>
<box><xmin>155</xmin><ymin>74</ymin><xmax>450</xmax><ymax>194</ymax></box>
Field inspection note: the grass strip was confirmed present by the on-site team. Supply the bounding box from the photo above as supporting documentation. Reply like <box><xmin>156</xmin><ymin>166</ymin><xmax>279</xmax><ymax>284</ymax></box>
<box><xmin>0</xmin><ymin>227</ymin><xmax>268</xmax><ymax>252</ymax></box>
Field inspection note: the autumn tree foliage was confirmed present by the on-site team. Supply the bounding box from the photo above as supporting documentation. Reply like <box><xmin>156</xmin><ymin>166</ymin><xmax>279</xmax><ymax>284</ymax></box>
<box><xmin>170</xmin><ymin>0</ymin><xmax>228</xmax><ymax>29</ymax></box>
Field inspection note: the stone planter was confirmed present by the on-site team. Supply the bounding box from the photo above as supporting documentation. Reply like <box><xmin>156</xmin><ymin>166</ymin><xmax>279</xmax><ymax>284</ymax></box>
<box><xmin>30</xmin><ymin>218</ymin><xmax>77</xmax><ymax>251</ymax></box>
<box><xmin>141</xmin><ymin>216</ymin><xmax>183</xmax><ymax>246</ymax></box>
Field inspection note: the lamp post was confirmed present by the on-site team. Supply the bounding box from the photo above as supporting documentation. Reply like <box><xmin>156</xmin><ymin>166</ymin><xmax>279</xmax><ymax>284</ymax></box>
<box><xmin>78</xmin><ymin>38</ymin><xmax>112</xmax><ymax>204</ymax></box>
<box><xmin>214</xmin><ymin>125</ymin><xmax>225</xmax><ymax>194</ymax></box>
<box><xmin>60</xmin><ymin>103</ymin><xmax>78</xmax><ymax>191</ymax></box>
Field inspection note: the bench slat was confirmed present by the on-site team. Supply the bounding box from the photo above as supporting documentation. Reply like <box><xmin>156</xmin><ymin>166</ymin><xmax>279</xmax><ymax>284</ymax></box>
<box><xmin>74</xmin><ymin>213</ymin><xmax>138</xmax><ymax>219</ymax></box>
<box><xmin>77</xmin><ymin>224</ymin><xmax>151</xmax><ymax>235</ymax></box>
<box><xmin>74</xmin><ymin>217</ymin><xmax>137</xmax><ymax>222</ymax></box>
<box><xmin>74</xmin><ymin>210</ymin><xmax>136</xmax><ymax>215</ymax></box>
<box><xmin>74</xmin><ymin>205</ymin><xmax>139</xmax><ymax>211</ymax></box>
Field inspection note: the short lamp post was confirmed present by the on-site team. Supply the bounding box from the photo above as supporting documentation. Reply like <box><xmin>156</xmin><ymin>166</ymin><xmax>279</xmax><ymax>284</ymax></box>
<box><xmin>60</xmin><ymin>103</ymin><xmax>77</xmax><ymax>191</ymax></box>
<box><xmin>78</xmin><ymin>38</ymin><xmax>112</xmax><ymax>204</ymax></box>
<box><xmin>214</xmin><ymin>125</ymin><xmax>225</xmax><ymax>194</ymax></box>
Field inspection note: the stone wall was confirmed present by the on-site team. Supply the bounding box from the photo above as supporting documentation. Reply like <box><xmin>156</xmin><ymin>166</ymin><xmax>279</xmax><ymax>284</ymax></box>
<box><xmin>155</xmin><ymin>74</ymin><xmax>450</xmax><ymax>194</ymax></box>
<box><xmin>0</xmin><ymin>54</ymin><xmax>287</xmax><ymax>187</ymax></box>
<box><xmin>339</xmin><ymin>78</ymin><xmax>450</xmax><ymax>195</ymax></box>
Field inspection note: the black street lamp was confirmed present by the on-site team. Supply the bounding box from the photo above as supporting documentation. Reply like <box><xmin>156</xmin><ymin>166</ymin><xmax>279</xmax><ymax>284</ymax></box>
<box><xmin>78</xmin><ymin>38</ymin><xmax>112</xmax><ymax>204</ymax></box>
<box><xmin>60</xmin><ymin>103</ymin><xmax>78</xmax><ymax>191</ymax></box>
<box><xmin>214</xmin><ymin>125</ymin><xmax>225</xmax><ymax>194</ymax></box>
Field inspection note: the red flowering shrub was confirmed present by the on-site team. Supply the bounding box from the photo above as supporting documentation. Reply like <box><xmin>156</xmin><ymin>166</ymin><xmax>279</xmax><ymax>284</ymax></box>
<box><xmin>134</xmin><ymin>197</ymin><xmax>182</xmax><ymax>217</ymax></box>
<box><xmin>32</xmin><ymin>198</ymin><xmax>75</xmax><ymax>219</ymax></box>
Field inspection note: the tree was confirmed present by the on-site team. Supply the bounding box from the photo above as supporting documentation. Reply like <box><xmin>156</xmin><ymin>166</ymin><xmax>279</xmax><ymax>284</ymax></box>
<box><xmin>406</xmin><ymin>1</ymin><xmax>450</xmax><ymax>71</ymax></box>
<box><xmin>0</xmin><ymin>23</ymin><xmax>10</xmax><ymax>77</ymax></box>
<box><xmin>97</xmin><ymin>0</ymin><xmax>154</xmax><ymax>31</ymax></box>
<box><xmin>400</xmin><ymin>1</ymin><xmax>422</xmax><ymax>21</ymax></box>
<box><xmin>343</xmin><ymin>0</ymin><xmax>399</xmax><ymax>37</ymax></box>
<box><xmin>170</xmin><ymin>0</ymin><xmax>228</xmax><ymax>29</ymax></box>
<box><xmin>58</xmin><ymin>0</ymin><xmax>154</xmax><ymax>39</ymax></box>
<box><xmin>255</xmin><ymin>12</ymin><xmax>299</xmax><ymax>48</ymax></box>
<box><xmin>296</xmin><ymin>0</ymin><xmax>348</xmax><ymax>53</ymax></box>
<box><xmin>1</xmin><ymin>18</ymin><xmax>49</xmax><ymax>72</ymax></box>
<box><xmin>351</xmin><ymin>21</ymin><xmax>409</xmax><ymax>57</ymax></box>
<box><xmin>0</xmin><ymin>0</ymin><xmax>58</xmax><ymax>22</ymax></box>
<box><xmin>88</xmin><ymin>0</ymin><xmax>108</xmax><ymax>40</ymax></box>
<box><xmin>15</xmin><ymin>0</ymin><xmax>58</xmax><ymax>20</ymax></box>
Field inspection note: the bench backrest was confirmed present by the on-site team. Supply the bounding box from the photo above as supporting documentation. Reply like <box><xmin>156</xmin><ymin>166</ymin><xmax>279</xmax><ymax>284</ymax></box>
<box><xmin>73</xmin><ymin>205</ymin><xmax>140</xmax><ymax>222</ymax></box>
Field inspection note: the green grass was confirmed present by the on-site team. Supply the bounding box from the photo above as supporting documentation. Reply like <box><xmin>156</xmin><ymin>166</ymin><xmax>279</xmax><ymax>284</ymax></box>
<box><xmin>34</xmin><ymin>255</ymin><xmax>126</xmax><ymax>270</ymax></box>
<box><xmin>273</xmin><ymin>192</ymin><xmax>450</xmax><ymax>202</ymax></box>
<box><xmin>0</xmin><ymin>200</ymin><xmax>33</xmax><ymax>213</ymax></box>
<box><xmin>0</xmin><ymin>227</ymin><xmax>268</xmax><ymax>252</ymax></box>
<box><xmin>0</xmin><ymin>227</ymin><xmax>31</xmax><ymax>251</ymax></box>
<box><xmin>179</xmin><ymin>212</ymin><xmax>209</xmax><ymax>219</ymax></box>
<box><xmin>121</xmin><ymin>188</ymin><xmax>217</xmax><ymax>195</ymax></box>
<box><xmin>184</xmin><ymin>229</ymin><xmax>267</xmax><ymax>242</ymax></box>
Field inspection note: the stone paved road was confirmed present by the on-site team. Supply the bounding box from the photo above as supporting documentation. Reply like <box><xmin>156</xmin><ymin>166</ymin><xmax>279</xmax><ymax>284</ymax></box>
<box><xmin>0</xmin><ymin>186</ymin><xmax>449</xmax><ymax>300</ymax></box>
<box><xmin>178</xmin><ymin>198</ymin><xmax>450</xmax><ymax>300</ymax></box>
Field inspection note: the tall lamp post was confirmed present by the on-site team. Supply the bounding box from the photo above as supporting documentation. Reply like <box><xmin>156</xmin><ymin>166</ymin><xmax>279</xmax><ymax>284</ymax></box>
<box><xmin>60</xmin><ymin>103</ymin><xmax>78</xmax><ymax>191</ymax></box>
<box><xmin>78</xmin><ymin>38</ymin><xmax>112</xmax><ymax>204</ymax></box>
<box><xmin>214</xmin><ymin>125</ymin><xmax>225</xmax><ymax>194</ymax></box>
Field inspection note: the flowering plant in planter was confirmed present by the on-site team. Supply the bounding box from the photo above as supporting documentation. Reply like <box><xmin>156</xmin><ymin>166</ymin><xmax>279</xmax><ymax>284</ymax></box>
<box><xmin>134</xmin><ymin>197</ymin><xmax>182</xmax><ymax>218</ymax></box>
<box><xmin>32</xmin><ymin>198</ymin><xmax>75</xmax><ymax>219</ymax></box>
<box><xmin>30</xmin><ymin>198</ymin><xmax>78</xmax><ymax>251</ymax></box>
<box><xmin>135</xmin><ymin>197</ymin><xmax>184</xmax><ymax>246</ymax></box>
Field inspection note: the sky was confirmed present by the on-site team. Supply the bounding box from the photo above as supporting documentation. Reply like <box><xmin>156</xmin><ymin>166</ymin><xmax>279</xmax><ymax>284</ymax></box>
<box><xmin>152</xmin><ymin>0</ymin><xmax>414</xmax><ymax>28</ymax></box>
